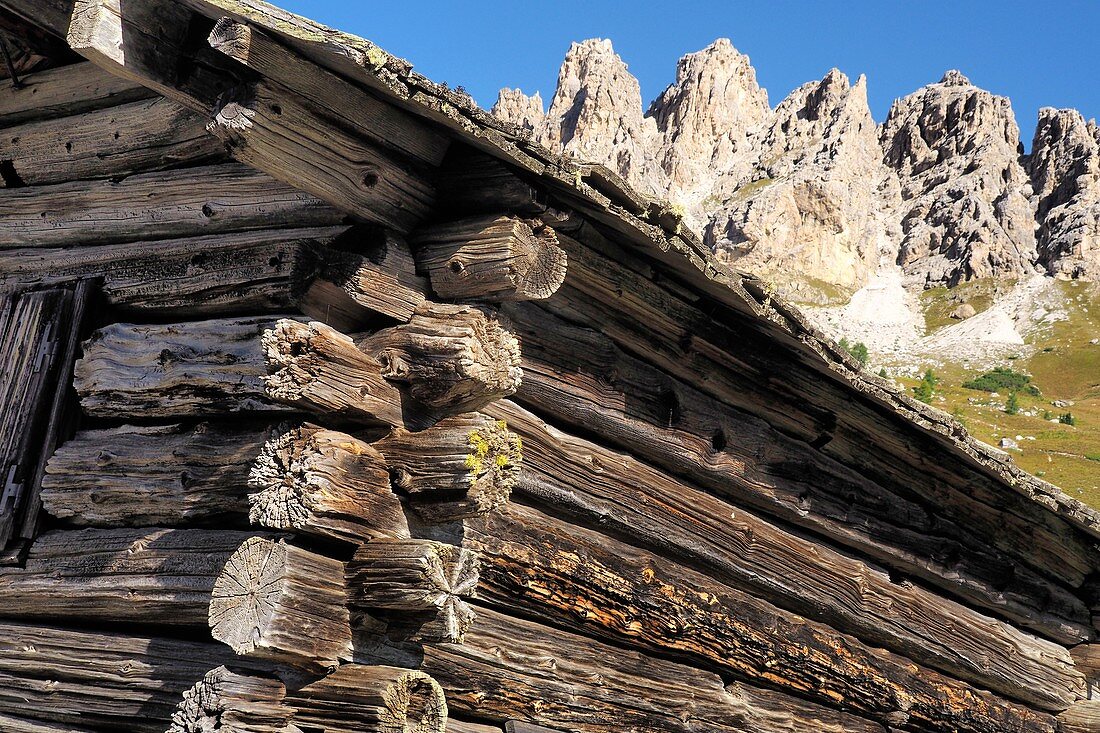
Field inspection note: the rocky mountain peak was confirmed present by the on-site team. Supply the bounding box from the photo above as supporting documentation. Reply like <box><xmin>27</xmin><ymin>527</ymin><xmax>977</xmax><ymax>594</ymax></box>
<box><xmin>939</xmin><ymin>69</ymin><xmax>971</xmax><ymax>87</ymax></box>
<box><xmin>491</xmin><ymin>88</ymin><xmax>545</xmax><ymax>135</ymax></box>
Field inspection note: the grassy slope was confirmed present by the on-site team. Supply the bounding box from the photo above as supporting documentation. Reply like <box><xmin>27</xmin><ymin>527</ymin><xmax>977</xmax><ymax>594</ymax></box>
<box><xmin>894</xmin><ymin>280</ymin><xmax>1100</xmax><ymax>508</ymax></box>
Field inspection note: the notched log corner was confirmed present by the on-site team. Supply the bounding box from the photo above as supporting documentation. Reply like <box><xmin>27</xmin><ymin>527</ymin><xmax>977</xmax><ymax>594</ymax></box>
<box><xmin>208</xmin><ymin>536</ymin><xmax>351</xmax><ymax>672</ymax></box>
<box><xmin>168</xmin><ymin>666</ymin><xmax>295</xmax><ymax>733</ymax></box>
<box><xmin>248</xmin><ymin>423</ymin><xmax>410</xmax><ymax>543</ymax></box>
<box><xmin>287</xmin><ymin>664</ymin><xmax>447</xmax><ymax>733</ymax></box>
<box><xmin>413</xmin><ymin>215</ymin><xmax>567</xmax><ymax>302</ymax></box>
<box><xmin>375</xmin><ymin>413</ymin><xmax>521</xmax><ymax>521</ymax></box>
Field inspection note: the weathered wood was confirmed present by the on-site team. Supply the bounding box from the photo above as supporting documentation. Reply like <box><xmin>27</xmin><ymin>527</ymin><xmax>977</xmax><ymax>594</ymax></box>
<box><xmin>505</xmin><ymin>301</ymin><xmax>1094</xmax><ymax>644</ymax></box>
<box><xmin>448</xmin><ymin>721</ymin><xmax>502</xmax><ymax>733</ymax></box>
<box><xmin>208</xmin><ymin>79</ymin><xmax>435</xmax><ymax>232</ymax></box>
<box><xmin>41</xmin><ymin>422</ymin><xmax>267</xmax><ymax>526</ymax></box>
<box><xmin>0</xmin><ymin>162</ymin><xmax>344</xmax><ymax>249</ymax></box>
<box><xmin>0</xmin><ymin>285</ymin><xmax>82</xmax><ymax>556</ymax></box>
<box><xmin>0</xmin><ymin>227</ymin><xmax>348</xmax><ymax>318</ymax></box>
<box><xmin>0</xmin><ymin>527</ymin><xmax>274</xmax><ymax>624</ymax></box>
<box><xmin>297</xmin><ymin>226</ymin><xmax>428</xmax><ymax>324</ymax></box>
<box><xmin>487</xmin><ymin>400</ymin><xmax>1085</xmax><ymax>711</ymax></box>
<box><xmin>374</xmin><ymin>413</ymin><xmax>520</xmax><ymax>521</ymax></box>
<box><xmin>0</xmin><ymin>621</ymin><xmax>252</xmax><ymax>732</ymax></box>
<box><xmin>286</xmin><ymin>664</ymin><xmax>447</xmax><ymax>733</ymax></box>
<box><xmin>1058</xmin><ymin>701</ymin><xmax>1100</xmax><ymax>733</ymax></box>
<box><xmin>0</xmin><ymin>713</ymin><xmax>95</xmax><ymax>733</ymax></box>
<box><xmin>413</xmin><ymin>215</ymin><xmax>567</xmax><ymax>301</ymax></box>
<box><xmin>436</xmin><ymin>147</ymin><xmax>547</xmax><ymax>217</ymax></box>
<box><xmin>0</xmin><ymin>96</ymin><xmax>222</xmax><ymax>187</ymax></box>
<box><xmin>361</xmin><ymin>606</ymin><xmax>891</xmax><ymax>733</ymax></box>
<box><xmin>360</xmin><ymin>302</ymin><xmax>522</xmax><ymax>413</ymax></box>
<box><xmin>249</xmin><ymin>423</ymin><xmax>410</xmax><ymax>543</ymax></box>
<box><xmin>262</xmin><ymin>318</ymin><xmax>407</xmax><ymax>426</ymax></box>
<box><xmin>1071</xmin><ymin>643</ymin><xmax>1100</xmax><ymax>698</ymax></box>
<box><xmin>0</xmin><ymin>60</ymin><xmax>153</xmax><ymax>126</ymax></box>
<box><xmin>168</xmin><ymin>666</ymin><xmax>295</xmax><ymax>733</ymax></box>
<box><xmin>208</xmin><ymin>18</ymin><xmax>449</xmax><ymax>167</ymax></box>
<box><xmin>347</xmin><ymin>539</ymin><xmax>478</xmax><ymax>643</ymax></box>
<box><xmin>209</xmin><ymin>536</ymin><xmax>351</xmax><ymax>671</ymax></box>
<box><xmin>464</xmin><ymin>501</ymin><xmax>1068</xmax><ymax>731</ymax></box>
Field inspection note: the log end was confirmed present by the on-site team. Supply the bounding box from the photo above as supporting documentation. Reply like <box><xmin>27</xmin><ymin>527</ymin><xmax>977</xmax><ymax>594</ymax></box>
<box><xmin>458</xmin><ymin>417</ymin><xmax>521</xmax><ymax>515</ymax></box>
<box><xmin>168</xmin><ymin>666</ymin><xmax>293</xmax><ymax>733</ymax></box>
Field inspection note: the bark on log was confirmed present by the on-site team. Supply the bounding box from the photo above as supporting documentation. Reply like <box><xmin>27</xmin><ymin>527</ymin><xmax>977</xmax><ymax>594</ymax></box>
<box><xmin>0</xmin><ymin>227</ymin><xmax>350</xmax><ymax>319</ymax></box>
<box><xmin>347</xmin><ymin>539</ymin><xmax>479</xmax><ymax>643</ymax></box>
<box><xmin>0</xmin><ymin>97</ymin><xmax>222</xmax><ymax>187</ymax></box>
<box><xmin>1058</xmin><ymin>701</ymin><xmax>1100</xmax><ymax>733</ymax></box>
<box><xmin>262</xmin><ymin>318</ymin><xmax>407</xmax><ymax>426</ymax></box>
<box><xmin>485</xmin><ymin>400</ymin><xmax>1085</xmax><ymax>712</ymax></box>
<box><xmin>359</xmin><ymin>606</ymin><xmax>890</xmax><ymax>733</ymax></box>
<box><xmin>248</xmin><ymin>424</ymin><xmax>410</xmax><ymax>543</ymax></box>
<box><xmin>373</xmin><ymin>413</ymin><xmax>521</xmax><ymax>521</ymax></box>
<box><xmin>0</xmin><ymin>60</ymin><xmax>153</xmax><ymax>126</ymax></box>
<box><xmin>464</xmin><ymin>501</ymin><xmax>1067</xmax><ymax>731</ymax></box>
<box><xmin>545</xmin><ymin>230</ymin><xmax>1098</xmax><ymax>594</ymax></box>
<box><xmin>0</xmin><ymin>162</ymin><xmax>344</xmax><ymax>249</ymax></box>
<box><xmin>41</xmin><ymin>422</ymin><xmax>269</xmax><ymax>527</ymax></box>
<box><xmin>297</xmin><ymin>227</ymin><xmax>429</xmax><ymax>324</ymax></box>
<box><xmin>208</xmin><ymin>79</ymin><xmax>435</xmax><ymax>233</ymax></box>
<box><xmin>208</xmin><ymin>18</ymin><xmax>449</xmax><ymax>167</ymax></box>
<box><xmin>360</xmin><ymin>302</ymin><xmax>522</xmax><ymax>413</ymax></box>
<box><xmin>0</xmin><ymin>620</ymin><xmax>251</xmax><ymax>732</ymax></box>
<box><xmin>0</xmin><ymin>527</ymin><xmax>273</xmax><ymax>625</ymax></box>
<box><xmin>209</xmin><ymin>536</ymin><xmax>352</xmax><ymax>671</ymax></box>
<box><xmin>504</xmin><ymin>301</ymin><xmax>1093</xmax><ymax>643</ymax></box>
<box><xmin>286</xmin><ymin>664</ymin><xmax>447</xmax><ymax>733</ymax></box>
<box><xmin>168</xmin><ymin>666</ymin><xmax>295</xmax><ymax>733</ymax></box>
<box><xmin>413</xmin><ymin>215</ymin><xmax>567</xmax><ymax>301</ymax></box>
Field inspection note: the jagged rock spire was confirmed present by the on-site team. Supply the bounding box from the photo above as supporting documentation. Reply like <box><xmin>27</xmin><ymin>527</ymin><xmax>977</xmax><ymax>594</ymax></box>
<box><xmin>491</xmin><ymin>88</ymin><xmax>545</xmax><ymax>135</ymax></box>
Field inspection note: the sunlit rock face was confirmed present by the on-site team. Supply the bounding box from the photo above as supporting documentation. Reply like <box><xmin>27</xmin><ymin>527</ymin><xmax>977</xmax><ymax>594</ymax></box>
<box><xmin>879</xmin><ymin>70</ymin><xmax>1038</xmax><ymax>286</ymax></box>
<box><xmin>1029</xmin><ymin>107</ymin><xmax>1100</xmax><ymax>279</ymax></box>
<box><xmin>491</xmin><ymin>88</ymin><xmax>545</xmax><ymax>136</ymax></box>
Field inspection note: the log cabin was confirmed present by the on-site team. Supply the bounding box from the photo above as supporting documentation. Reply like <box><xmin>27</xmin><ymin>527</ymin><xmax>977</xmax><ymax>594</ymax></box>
<box><xmin>0</xmin><ymin>1</ymin><xmax>1097</xmax><ymax>732</ymax></box>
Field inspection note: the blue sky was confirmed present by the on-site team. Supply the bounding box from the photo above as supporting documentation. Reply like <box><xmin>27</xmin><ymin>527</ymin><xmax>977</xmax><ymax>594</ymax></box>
<box><xmin>279</xmin><ymin>1</ymin><xmax>1099</xmax><ymax>144</ymax></box>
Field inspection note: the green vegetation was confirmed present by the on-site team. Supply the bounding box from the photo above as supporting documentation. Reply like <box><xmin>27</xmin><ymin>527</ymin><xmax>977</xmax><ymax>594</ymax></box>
<box><xmin>838</xmin><ymin>337</ymin><xmax>870</xmax><ymax>368</ymax></box>
<box><xmin>1005</xmin><ymin>392</ymin><xmax>1019</xmax><ymax>415</ymax></box>
<box><xmin>919</xmin><ymin>278</ymin><xmax>1012</xmax><ymax>334</ymax></box>
<box><xmin>913</xmin><ymin>369</ymin><xmax>938</xmax><ymax>404</ymax></box>
<box><xmin>962</xmin><ymin>367</ymin><xmax>1041</xmax><ymax>397</ymax></box>
<box><xmin>1059</xmin><ymin>412</ymin><xmax>1077</xmax><ymax>426</ymax></box>
<box><xmin>878</xmin><ymin>367</ymin><xmax>888</xmax><ymax>379</ymax></box>
<box><xmin>732</xmin><ymin>176</ymin><xmax>775</xmax><ymax>201</ymax></box>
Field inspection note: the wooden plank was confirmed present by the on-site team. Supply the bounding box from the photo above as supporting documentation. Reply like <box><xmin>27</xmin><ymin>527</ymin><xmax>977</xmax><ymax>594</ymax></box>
<box><xmin>0</xmin><ymin>162</ymin><xmax>344</xmax><ymax>249</ymax></box>
<box><xmin>0</xmin><ymin>527</ymin><xmax>276</xmax><ymax>625</ymax></box>
<box><xmin>449</xmin><ymin>721</ymin><xmax>502</xmax><ymax>733</ymax></box>
<box><xmin>0</xmin><ymin>96</ymin><xmax>223</xmax><ymax>187</ymax></box>
<box><xmin>1058</xmin><ymin>701</ymin><xmax>1100</xmax><ymax>733</ymax></box>
<box><xmin>0</xmin><ymin>620</ymin><xmax>253</xmax><ymax>732</ymax></box>
<box><xmin>464</xmin><ymin>502</ymin><xmax>1070</xmax><ymax>730</ymax></box>
<box><xmin>286</xmin><ymin>665</ymin><xmax>447</xmax><ymax>733</ymax></box>
<box><xmin>361</xmin><ymin>605</ymin><xmax>891</xmax><ymax>733</ymax></box>
<box><xmin>486</xmin><ymin>400</ymin><xmax>1085</xmax><ymax>712</ymax></box>
<box><xmin>0</xmin><ymin>226</ymin><xmax>350</xmax><ymax>319</ymax></box>
<box><xmin>504</xmin><ymin>300</ymin><xmax>1094</xmax><ymax>644</ymax></box>
<box><xmin>413</xmin><ymin>215</ymin><xmax>567</xmax><ymax>301</ymax></box>
<box><xmin>207</xmin><ymin>79</ymin><xmax>435</xmax><ymax>232</ymax></box>
<box><xmin>208</xmin><ymin>18</ymin><xmax>449</xmax><ymax>167</ymax></box>
<box><xmin>208</xmin><ymin>536</ymin><xmax>351</xmax><ymax>671</ymax></box>
<box><xmin>436</xmin><ymin>146</ymin><xmax>547</xmax><ymax>217</ymax></box>
<box><xmin>0</xmin><ymin>60</ymin><xmax>153</xmax><ymax>126</ymax></box>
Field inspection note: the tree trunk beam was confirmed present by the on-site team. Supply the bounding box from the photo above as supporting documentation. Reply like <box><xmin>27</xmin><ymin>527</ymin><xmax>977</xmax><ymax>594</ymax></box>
<box><xmin>347</xmin><ymin>539</ymin><xmax>479</xmax><ymax>643</ymax></box>
<box><xmin>297</xmin><ymin>227</ymin><xmax>429</xmax><ymax>325</ymax></box>
<box><xmin>207</xmin><ymin>18</ymin><xmax>449</xmax><ymax>168</ymax></box>
<box><xmin>168</xmin><ymin>666</ymin><xmax>295</xmax><ymax>733</ymax></box>
<box><xmin>360</xmin><ymin>606</ymin><xmax>892</xmax><ymax>733</ymax></box>
<box><xmin>1058</xmin><ymin>701</ymin><xmax>1100</xmax><ymax>733</ymax></box>
<box><xmin>0</xmin><ymin>97</ymin><xmax>222</xmax><ymax>187</ymax></box>
<box><xmin>208</xmin><ymin>80</ymin><xmax>435</xmax><ymax>233</ymax></box>
<box><xmin>436</xmin><ymin>148</ymin><xmax>547</xmax><ymax>218</ymax></box>
<box><xmin>504</xmin><ymin>301</ymin><xmax>1093</xmax><ymax>644</ymax></box>
<box><xmin>0</xmin><ymin>527</ymin><xmax>272</xmax><ymax>625</ymax></box>
<box><xmin>374</xmin><ymin>413</ymin><xmax>520</xmax><ymax>521</ymax></box>
<box><xmin>248</xmin><ymin>424</ymin><xmax>410</xmax><ymax>543</ymax></box>
<box><xmin>0</xmin><ymin>162</ymin><xmax>344</xmax><ymax>250</ymax></box>
<box><xmin>486</xmin><ymin>400</ymin><xmax>1084</xmax><ymax>711</ymax></box>
<box><xmin>209</xmin><ymin>536</ymin><xmax>352</xmax><ymax>671</ymax></box>
<box><xmin>262</xmin><ymin>318</ymin><xmax>407</xmax><ymax>427</ymax></box>
<box><xmin>0</xmin><ymin>620</ymin><xmax>252</xmax><ymax>732</ymax></box>
<box><xmin>465</xmin><ymin>502</ymin><xmax>1069</xmax><ymax>730</ymax></box>
<box><xmin>0</xmin><ymin>227</ymin><xmax>350</xmax><ymax>320</ymax></box>
<box><xmin>360</xmin><ymin>303</ymin><xmax>522</xmax><ymax>413</ymax></box>
<box><xmin>41</xmin><ymin>422</ymin><xmax>270</xmax><ymax>527</ymax></box>
<box><xmin>0</xmin><ymin>60</ymin><xmax>153</xmax><ymax>127</ymax></box>
<box><xmin>286</xmin><ymin>664</ymin><xmax>447</xmax><ymax>733</ymax></box>
<box><xmin>413</xmin><ymin>215</ymin><xmax>567</xmax><ymax>302</ymax></box>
